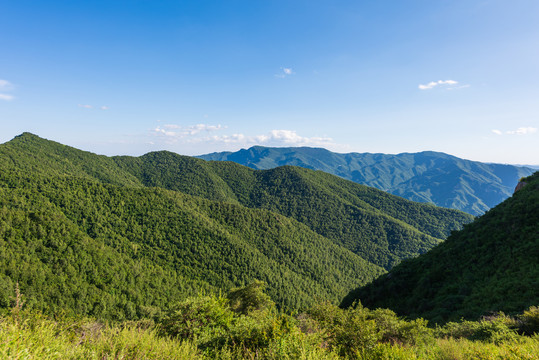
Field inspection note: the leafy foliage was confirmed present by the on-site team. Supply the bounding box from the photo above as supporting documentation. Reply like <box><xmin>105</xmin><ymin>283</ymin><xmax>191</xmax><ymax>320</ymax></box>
<box><xmin>1</xmin><ymin>285</ymin><xmax>539</xmax><ymax>359</ymax></box>
<box><xmin>113</xmin><ymin>143</ymin><xmax>473</xmax><ymax>269</ymax></box>
<box><xmin>342</xmin><ymin>172</ymin><xmax>539</xmax><ymax>323</ymax></box>
<box><xmin>0</xmin><ymin>133</ymin><xmax>388</xmax><ymax>319</ymax></box>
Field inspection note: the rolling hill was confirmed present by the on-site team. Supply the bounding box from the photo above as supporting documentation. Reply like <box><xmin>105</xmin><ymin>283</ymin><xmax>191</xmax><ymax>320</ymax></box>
<box><xmin>198</xmin><ymin>146</ymin><xmax>535</xmax><ymax>215</ymax></box>
<box><xmin>0</xmin><ymin>133</ymin><xmax>472</xmax><ymax>319</ymax></box>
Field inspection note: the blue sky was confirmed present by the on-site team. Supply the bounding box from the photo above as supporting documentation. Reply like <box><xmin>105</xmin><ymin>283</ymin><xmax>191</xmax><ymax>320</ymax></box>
<box><xmin>1</xmin><ymin>0</ymin><xmax>538</xmax><ymax>164</ymax></box>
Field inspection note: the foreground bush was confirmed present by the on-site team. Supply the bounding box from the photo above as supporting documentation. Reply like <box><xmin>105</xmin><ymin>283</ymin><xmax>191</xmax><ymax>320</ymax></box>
<box><xmin>0</xmin><ymin>311</ymin><xmax>199</xmax><ymax>359</ymax></box>
<box><xmin>1</xmin><ymin>282</ymin><xmax>538</xmax><ymax>359</ymax></box>
<box><xmin>308</xmin><ymin>301</ymin><xmax>434</xmax><ymax>358</ymax></box>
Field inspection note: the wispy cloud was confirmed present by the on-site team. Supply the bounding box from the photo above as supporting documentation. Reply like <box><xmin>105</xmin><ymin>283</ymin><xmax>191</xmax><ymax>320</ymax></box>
<box><xmin>418</xmin><ymin>79</ymin><xmax>463</xmax><ymax>90</ymax></box>
<box><xmin>506</xmin><ymin>127</ymin><xmax>537</xmax><ymax>135</ymax></box>
<box><xmin>0</xmin><ymin>79</ymin><xmax>14</xmax><ymax>101</ymax></box>
<box><xmin>154</xmin><ymin>123</ymin><xmax>225</xmax><ymax>139</ymax></box>
<box><xmin>0</xmin><ymin>94</ymin><xmax>14</xmax><ymax>101</ymax></box>
<box><xmin>78</xmin><ymin>104</ymin><xmax>110</xmax><ymax>110</ymax></box>
<box><xmin>275</xmin><ymin>67</ymin><xmax>294</xmax><ymax>78</ymax></box>
<box><xmin>492</xmin><ymin>127</ymin><xmax>537</xmax><ymax>136</ymax></box>
<box><xmin>0</xmin><ymin>80</ymin><xmax>12</xmax><ymax>89</ymax></box>
<box><xmin>153</xmin><ymin>125</ymin><xmax>334</xmax><ymax>149</ymax></box>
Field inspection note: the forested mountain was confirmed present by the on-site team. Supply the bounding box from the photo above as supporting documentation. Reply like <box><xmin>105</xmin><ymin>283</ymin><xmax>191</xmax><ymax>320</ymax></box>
<box><xmin>114</xmin><ymin>152</ymin><xmax>472</xmax><ymax>269</ymax></box>
<box><xmin>0</xmin><ymin>133</ymin><xmax>471</xmax><ymax>320</ymax></box>
<box><xmin>341</xmin><ymin>172</ymin><xmax>539</xmax><ymax>324</ymax></box>
<box><xmin>198</xmin><ymin>146</ymin><xmax>535</xmax><ymax>215</ymax></box>
<box><xmin>0</xmin><ymin>134</ymin><xmax>385</xmax><ymax>319</ymax></box>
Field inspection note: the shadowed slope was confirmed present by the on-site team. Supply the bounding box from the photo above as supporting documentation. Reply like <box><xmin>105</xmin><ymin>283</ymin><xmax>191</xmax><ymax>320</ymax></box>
<box><xmin>341</xmin><ymin>172</ymin><xmax>539</xmax><ymax>324</ymax></box>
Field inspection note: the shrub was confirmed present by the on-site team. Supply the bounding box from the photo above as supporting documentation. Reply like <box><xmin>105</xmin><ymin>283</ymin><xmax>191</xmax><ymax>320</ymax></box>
<box><xmin>437</xmin><ymin>313</ymin><xmax>518</xmax><ymax>344</ymax></box>
<box><xmin>227</xmin><ymin>280</ymin><xmax>275</xmax><ymax>315</ymax></box>
<box><xmin>161</xmin><ymin>294</ymin><xmax>235</xmax><ymax>348</ymax></box>
<box><xmin>518</xmin><ymin>306</ymin><xmax>539</xmax><ymax>335</ymax></box>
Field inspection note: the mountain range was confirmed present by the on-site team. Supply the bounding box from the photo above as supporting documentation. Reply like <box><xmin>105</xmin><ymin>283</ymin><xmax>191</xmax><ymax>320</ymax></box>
<box><xmin>199</xmin><ymin>146</ymin><xmax>536</xmax><ymax>215</ymax></box>
<box><xmin>0</xmin><ymin>133</ymin><xmax>472</xmax><ymax>319</ymax></box>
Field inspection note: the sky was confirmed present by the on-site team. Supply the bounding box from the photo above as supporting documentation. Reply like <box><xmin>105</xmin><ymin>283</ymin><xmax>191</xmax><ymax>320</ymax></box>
<box><xmin>1</xmin><ymin>0</ymin><xmax>538</xmax><ymax>165</ymax></box>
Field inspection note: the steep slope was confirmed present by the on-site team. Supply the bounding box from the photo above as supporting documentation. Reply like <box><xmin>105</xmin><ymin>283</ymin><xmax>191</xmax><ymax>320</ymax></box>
<box><xmin>0</xmin><ymin>153</ymin><xmax>386</xmax><ymax>319</ymax></box>
<box><xmin>341</xmin><ymin>172</ymin><xmax>539</xmax><ymax>324</ymax></box>
<box><xmin>2</xmin><ymin>134</ymin><xmax>472</xmax><ymax>272</ymax></box>
<box><xmin>0</xmin><ymin>132</ymin><xmax>143</xmax><ymax>187</ymax></box>
<box><xmin>198</xmin><ymin>146</ymin><xmax>535</xmax><ymax>215</ymax></box>
<box><xmin>113</xmin><ymin>148</ymin><xmax>473</xmax><ymax>269</ymax></box>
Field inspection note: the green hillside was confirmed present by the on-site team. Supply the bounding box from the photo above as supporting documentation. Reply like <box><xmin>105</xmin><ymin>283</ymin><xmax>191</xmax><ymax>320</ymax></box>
<box><xmin>0</xmin><ymin>133</ymin><xmax>471</xmax><ymax>320</ymax></box>
<box><xmin>341</xmin><ymin>172</ymin><xmax>539</xmax><ymax>323</ymax></box>
<box><xmin>113</xmin><ymin>148</ymin><xmax>472</xmax><ymax>269</ymax></box>
<box><xmin>0</xmin><ymin>135</ymin><xmax>388</xmax><ymax>319</ymax></box>
<box><xmin>199</xmin><ymin>146</ymin><xmax>535</xmax><ymax>215</ymax></box>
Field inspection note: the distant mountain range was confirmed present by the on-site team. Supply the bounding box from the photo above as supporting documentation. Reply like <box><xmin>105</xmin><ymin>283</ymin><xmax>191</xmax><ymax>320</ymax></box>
<box><xmin>0</xmin><ymin>133</ymin><xmax>471</xmax><ymax>319</ymax></box>
<box><xmin>198</xmin><ymin>147</ymin><xmax>536</xmax><ymax>215</ymax></box>
<box><xmin>342</xmin><ymin>171</ymin><xmax>539</xmax><ymax>323</ymax></box>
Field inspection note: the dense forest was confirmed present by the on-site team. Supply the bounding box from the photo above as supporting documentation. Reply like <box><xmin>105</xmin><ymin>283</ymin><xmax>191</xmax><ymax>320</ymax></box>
<box><xmin>0</xmin><ymin>132</ymin><xmax>470</xmax><ymax>319</ymax></box>
<box><xmin>114</xmin><ymin>151</ymin><xmax>473</xmax><ymax>269</ymax></box>
<box><xmin>0</xmin><ymin>133</ymin><xmax>537</xmax><ymax>359</ymax></box>
<box><xmin>342</xmin><ymin>172</ymin><xmax>539</xmax><ymax>324</ymax></box>
<box><xmin>199</xmin><ymin>146</ymin><xmax>535</xmax><ymax>215</ymax></box>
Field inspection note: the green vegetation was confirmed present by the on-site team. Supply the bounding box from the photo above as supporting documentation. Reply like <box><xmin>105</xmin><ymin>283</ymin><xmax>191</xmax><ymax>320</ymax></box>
<box><xmin>4</xmin><ymin>133</ymin><xmax>473</xmax><ymax>270</ymax></box>
<box><xmin>2</xmin><ymin>133</ymin><xmax>536</xmax><ymax>358</ymax></box>
<box><xmin>199</xmin><ymin>145</ymin><xmax>535</xmax><ymax>215</ymax></box>
<box><xmin>0</xmin><ymin>131</ymin><xmax>470</xmax><ymax>321</ymax></box>
<box><xmin>0</xmin><ymin>168</ymin><xmax>384</xmax><ymax>318</ymax></box>
<box><xmin>2</xmin><ymin>284</ymin><xmax>538</xmax><ymax>359</ymax></box>
<box><xmin>1</xmin><ymin>133</ymin><xmax>393</xmax><ymax>319</ymax></box>
<box><xmin>342</xmin><ymin>172</ymin><xmax>539</xmax><ymax>324</ymax></box>
<box><xmin>113</xmin><ymin>143</ymin><xmax>473</xmax><ymax>269</ymax></box>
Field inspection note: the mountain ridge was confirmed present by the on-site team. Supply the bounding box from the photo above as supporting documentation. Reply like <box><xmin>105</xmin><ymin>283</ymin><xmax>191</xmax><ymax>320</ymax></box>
<box><xmin>198</xmin><ymin>146</ymin><xmax>535</xmax><ymax>215</ymax></box>
<box><xmin>0</xmin><ymin>133</ymin><xmax>472</xmax><ymax>319</ymax></box>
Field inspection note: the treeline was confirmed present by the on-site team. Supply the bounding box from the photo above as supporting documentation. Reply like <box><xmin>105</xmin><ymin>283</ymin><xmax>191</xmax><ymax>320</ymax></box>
<box><xmin>198</xmin><ymin>145</ymin><xmax>535</xmax><ymax>215</ymax></box>
<box><xmin>0</xmin><ymin>132</ymin><xmax>474</xmax><ymax>321</ymax></box>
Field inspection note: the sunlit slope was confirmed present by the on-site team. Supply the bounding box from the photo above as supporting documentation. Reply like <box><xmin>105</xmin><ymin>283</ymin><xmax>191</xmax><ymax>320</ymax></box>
<box><xmin>115</xmin><ymin>151</ymin><xmax>472</xmax><ymax>269</ymax></box>
<box><xmin>2</xmin><ymin>133</ymin><xmax>472</xmax><ymax>272</ymax></box>
<box><xmin>0</xmin><ymin>133</ymin><xmax>385</xmax><ymax>318</ymax></box>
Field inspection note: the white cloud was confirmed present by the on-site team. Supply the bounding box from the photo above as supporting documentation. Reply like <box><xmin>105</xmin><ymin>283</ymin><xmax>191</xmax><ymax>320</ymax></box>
<box><xmin>0</xmin><ymin>79</ymin><xmax>12</xmax><ymax>89</ymax></box>
<box><xmin>152</xmin><ymin>124</ymin><xmax>335</xmax><ymax>149</ymax></box>
<box><xmin>78</xmin><ymin>104</ymin><xmax>93</xmax><ymax>109</ymax></box>
<box><xmin>154</xmin><ymin>123</ymin><xmax>225</xmax><ymax>140</ymax></box>
<box><xmin>506</xmin><ymin>127</ymin><xmax>537</xmax><ymax>135</ymax></box>
<box><xmin>101</xmin><ymin>106</ymin><xmax>109</xmax><ymax>110</ymax></box>
<box><xmin>0</xmin><ymin>93</ymin><xmax>14</xmax><ymax>101</ymax></box>
<box><xmin>275</xmin><ymin>67</ymin><xmax>294</xmax><ymax>78</ymax></box>
<box><xmin>0</xmin><ymin>79</ymin><xmax>14</xmax><ymax>101</ymax></box>
<box><xmin>491</xmin><ymin>127</ymin><xmax>538</xmax><ymax>136</ymax></box>
<box><xmin>209</xmin><ymin>130</ymin><xmax>335</xmax><ymax>149</ymax></box>
<box><xmin>418</xmin><ymin>79</ymin><xmax>460</xmax><ymax>90</ymax></box>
